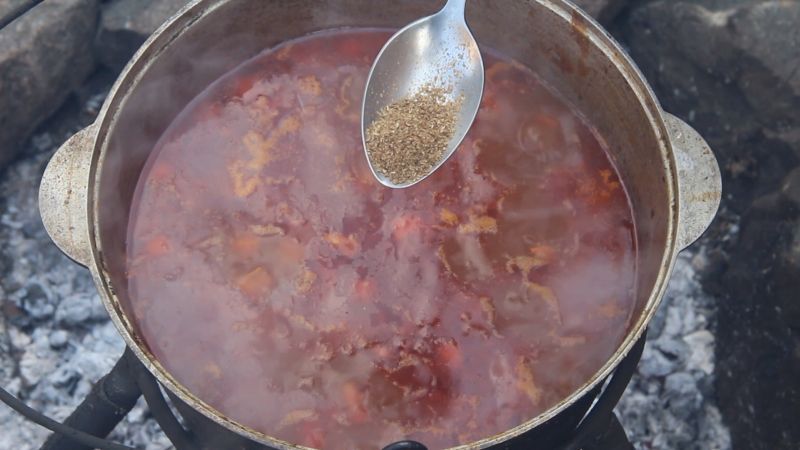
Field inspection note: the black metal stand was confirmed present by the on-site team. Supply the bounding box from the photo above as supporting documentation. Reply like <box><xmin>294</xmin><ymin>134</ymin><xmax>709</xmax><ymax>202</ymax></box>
<box><xmin>582</xmin><ymin>414</ymin><xmax>634</xmax><ymax>450</ymax></box>
<box><xmin>1</xmin><ymin>334</ymin><xmax>647</xmax><ymax>450</ymax></box>
<box><xmin>40</xmin><ymin>349</ymin><xmax>141</xmax><ymax>450</ymax></box>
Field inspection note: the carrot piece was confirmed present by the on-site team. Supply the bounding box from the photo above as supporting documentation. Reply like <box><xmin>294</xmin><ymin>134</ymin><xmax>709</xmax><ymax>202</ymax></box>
<box><xmin>324</xmin><ymin>232</ymin><xmax>359</xmax><ymax>257</ymax></box>
<box><xmin>298</xmin><ymin>75</ymin><xmax>322</xmax><ymax>96</ymax></box>
<box><xmin>228</xmin><ymin>161</ymin><xmax>259</xmax><ymax>198</ymax></box>
<box><xmin>529</xmin><ymin>245</ymin><xmax>557</xmax><ymax>265</ymax></box>
<box><xmin>230</xmin><ymin>73</ymin><xmax>259</xmax><ymax>97</ymax></box>
<box><xmin>202</xmin><ymin>363</ymin><xmax>222</xmax><ymax>380</ymax></box>
<box><xmin>436</xmin><ymin>341</ymin><xmax>463</xmax><ymax>369</ymax></box>
<box><xmin>516</xmin><ymin>357</ymin><xmax>542</xmax><ymax>405</ymax></box>
<box><xmin>145</xmin><ymin>235</ymin><xmax>170</xmax><ymax>256</ymax></box>
<box><xmin>372</xmin><ymin>344</ymin><xmax>390</xmax><ymax>359</ymax></box>
<box><xmin>392</xmin><ymin>214</ymin><xmax>423</xmax><ymax>240</ymax></box>
<box><xmin>295</xmin><ymin>268</ymin><xmax>317</xmax><ymax>294</ymax></box>
<box><xmin>599</xmin><ymin>169</ymin><xmax>621</xmax><ymax>191</ymax></box>
<box><xmin>458</xmin><ymin>215</ymin><xmax>498</xmax><ymax>234</ymax></box>
<box><xmin>439</xmin><ymin>208</ymin><xmax>459</xmax><ymax>226</ymax></box>
<box><xmin>354</xmin><ymin>278</ymin><xmax>376</xmax><ymax>301</ymax></box>
<box><xmin>230</xmin><ymin>232</ymin><xmax>260</xmax><ymax>257</ymax></box>
<box><xmin>277</xmin><ymin>410</ymin><xmax>317</xmax><ymax>430</ymax></box>
<box><xmin>342</xmin><ymin>381</ymin><xmax>368</xmax><ymax>424</ymax></box>
<box><xmin>275</xmin><ymin>44</ymin><xmax>293</xmax><ymax>61</ymax></box>
<box><xmin>299</xmin><ymin>422</ymin><xmax>325</xmax><ymax>449</ymax></box>
<box><xmin>527</xmin><ymin>282</ymin><xmax>563</xmax><ymax>324</ymax></box>
<box><xmin>236</xmin><ymin>267</ymin><xmax>274</xmax><ymax>300</ymax></box>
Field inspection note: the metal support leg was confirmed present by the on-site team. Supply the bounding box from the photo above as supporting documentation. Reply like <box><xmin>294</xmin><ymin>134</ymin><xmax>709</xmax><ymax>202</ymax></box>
<box><xmin>40</xmin><ymin>349</ymin><xmax>141</xmax><ymax>450</ymax></box>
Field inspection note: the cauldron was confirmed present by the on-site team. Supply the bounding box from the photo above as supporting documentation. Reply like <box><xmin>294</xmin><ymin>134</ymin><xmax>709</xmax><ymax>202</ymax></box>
<box><xmin>39</xmin><ymin>1</ymin><xmax>721</xmax><ymax>448</ymax></box>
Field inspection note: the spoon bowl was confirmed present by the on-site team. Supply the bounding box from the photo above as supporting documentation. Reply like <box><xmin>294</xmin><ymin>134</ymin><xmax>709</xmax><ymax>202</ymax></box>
<box><xmin>361</xmin><ymin>0</ymin><xmax>484</xmax><ymax>188</ymax></box>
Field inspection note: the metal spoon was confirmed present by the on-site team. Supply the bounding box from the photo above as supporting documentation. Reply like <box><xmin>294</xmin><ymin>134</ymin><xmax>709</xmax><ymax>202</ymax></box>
<box><xmin>361</xmin><ymin>0</ymin><xmax>484</xmax><ymax>189</ymax></box>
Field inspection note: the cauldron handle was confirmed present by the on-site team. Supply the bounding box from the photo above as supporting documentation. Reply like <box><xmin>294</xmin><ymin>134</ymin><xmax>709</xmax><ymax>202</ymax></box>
<box><xmin>664</xmin><ymin>113</ymin><xmax>722</xmax><ymax>250</ymax></box>
<box><xmin>39</xmin><ymin>122</ymin><xmax>98</xmax><ymax>266</ymax></box>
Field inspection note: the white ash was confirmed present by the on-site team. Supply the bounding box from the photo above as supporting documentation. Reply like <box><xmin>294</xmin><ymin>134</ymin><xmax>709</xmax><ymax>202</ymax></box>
<box><xmin>616</xmin><ymin>249</ymin><xmax>732</xmax><ymax>450</ymax></box>
<box><xmin>0</xmin><ymin>104</ymin><xmax>173</xmax><ymax>450</ymax></box>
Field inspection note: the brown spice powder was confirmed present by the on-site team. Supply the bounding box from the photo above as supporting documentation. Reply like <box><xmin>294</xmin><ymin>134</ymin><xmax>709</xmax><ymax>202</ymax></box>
<box><xmin>366</xmin><ymin>85</ymin><xmax>461</xmax><ymax>185</ymax></box>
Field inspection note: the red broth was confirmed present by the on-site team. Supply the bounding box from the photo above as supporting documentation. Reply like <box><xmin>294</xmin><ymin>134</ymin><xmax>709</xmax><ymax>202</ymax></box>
<box><xmin>127</xmin><ymin>29</ymin><xmax>637</xmax><ymax>449</ymax></box>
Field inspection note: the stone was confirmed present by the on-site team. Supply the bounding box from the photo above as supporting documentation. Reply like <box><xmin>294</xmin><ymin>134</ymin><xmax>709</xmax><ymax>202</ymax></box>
<box><xmin>0</xmin><ymin>0</ymin><xmax>30</xmax><ymax>25</ymax></box>
<box><xmin>711</xmin><ymin>183</ymin><xmax>800</xmax><ymax>450</ymax></box>
<box><xmin>698</xmin><ymin>405</ymin><xmax>733</xmax><ymax>450</ymax></box>
<box><xmin>8</xmin><ymin>327</ymin><xmax>31</xmax><ymax>350</ymax></box>
<box><xmin>95</xmin><ymin>0</ymin><xmax>191</xmax><ymax>71</ymax></box>
<box><xmin>728</xmin><ymin>2</ymin><xmax>800</xmax><ymax>130</ymax></box>
<box><xmin>620</xmin><ymin>0</ymin><xmax>800</xmax><ymax>212</ymax></box>
<box><xmin>573</xmin><ymin>0</ymin><xmax>630</xmax><ymax>24</ymax></box>
<box><xmin>782</xmin><ymin>167</ymin><xmax>800</xmax><ymax>207</ymax></box>
<box><xmin>49</xmin><ymin>365</ymin><xmax>79</xmax><ymax>388</ymax></box>
<box><xmin>22</xmin><ymin>281</ymin><xmax>54</xmax><ymax>320</ymax></box>
<box><xmin>653</xmin><ymin>338</ymin><xmax>690</xmax><ymax>367</ymax></box>
<box><xmin>0</xmin><ymin>0</ymin><xmax>98</xmax><ymax>170</ymax></box>
<box><xmin>638</xmin><ymin>344</ymin><xmax>677</xmax><ymax>377</ymax></box>
<box><xmin>48</xmin><ymin>330</ymin><xmax>69</xmax><ymax>349</ymax></box>
<box><xmin>664</xmin><ymin>372</ymin><xmax>702</xmax><ymax>420</ymax></box>
<box><xmin>661</xmin><ymin>306</ymin><xmax>685</xmax><ymax>338</ymax></box>
<box><xmin>54</xmin><ymin>292</ymin><xmax>104</xmax><ymax>326</ymax></box>
<box><xmin>683</xmin><ymin>330</ymin><xmax>715</xmax><ymax>375</ymax></box>
<box><xmin>19</xmin><ymin>330</ymin><xmax>58</xmax><ymax>386</ymax></box>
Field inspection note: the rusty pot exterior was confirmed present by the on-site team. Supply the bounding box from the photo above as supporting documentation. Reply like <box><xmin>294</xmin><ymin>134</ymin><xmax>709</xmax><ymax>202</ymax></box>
<box><xmin>39</xmin><ymin>1</ymin><xmax>721</xmax><ymax>449</ymax></box>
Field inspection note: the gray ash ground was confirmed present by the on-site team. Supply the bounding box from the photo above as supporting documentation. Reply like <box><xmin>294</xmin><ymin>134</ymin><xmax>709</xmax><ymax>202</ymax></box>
<box><xmin>0</xmin><ymin>92</ymin><xmax>173</xmax><ymax>450</ymax></box>
<box><xmin>0</xmin><ymin>92</ymin><xmax>731</xmax><ymax>449</ymax></box>
<box><xmin>617</xmin><ymin>250</ymin><xmax>733</xmax><ymax>450</ymax></box>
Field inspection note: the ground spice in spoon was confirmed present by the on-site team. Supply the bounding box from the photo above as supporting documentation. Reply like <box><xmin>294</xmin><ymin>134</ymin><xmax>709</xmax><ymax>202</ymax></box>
<box><xmin>366</xmin><ymin>85</ymin><xmax>461</xmax><ymax>185</ymax></box>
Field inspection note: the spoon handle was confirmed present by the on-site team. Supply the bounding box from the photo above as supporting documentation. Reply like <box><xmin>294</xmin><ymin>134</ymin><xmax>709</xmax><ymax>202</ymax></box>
<box><xmin>440</xmin><ymin>0</ymin><xmax>467</xmax><ymax>18</ymax></box>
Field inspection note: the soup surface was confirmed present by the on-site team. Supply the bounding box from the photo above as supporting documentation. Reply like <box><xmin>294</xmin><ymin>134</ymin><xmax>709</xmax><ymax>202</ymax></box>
<box><xmin>127</xmin><ymin>29</ymin><xmax>637</xmax><ymax>449</ymax></box>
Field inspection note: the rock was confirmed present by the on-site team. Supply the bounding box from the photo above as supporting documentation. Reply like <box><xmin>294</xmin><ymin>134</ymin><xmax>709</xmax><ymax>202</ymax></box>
<box><xmin>19</xmin><ymin>330</ymin><xmax>58</xmax><ymax>386</ymax></box>
<box><xmin>48</xmin><ymin>330</ymin><xmax>69</xmax><ymax>349</ymax></box>
<box><xmin>728</xmin><ymin>2</ymin><xmax>800</xmax><ymax>129</ymax></box>
<box><xmin>782</xmin><ymin>167</ymin><xmax>800</xmax><ymax>206</ymax></box>
<box><xmin>661</xmin><ymin>306</ymin><xmax>685</xmax><ymax>338</ymax></box>
<box><xmin>683</xmin><ymin>330</ymin><xmax>715</xmax><ymax>375</ymax></box>
<box><xmin>573</xmin><ymin>0</ymin><xmax>629</xmax><ymax>23</ymax></box>
<box><xmin>664</xmin><ymin>372</ymin><xmax>702</xmax><ymax>420</ymax></box>
<box><xmin>698</xmin><ymin>405</ymin><xmax>733</xmax><ymax>450</ymax></box>
<box><xmin>0</xmin><ymin>0</ymin><xmax>98</xmax><ymax>170</ymax></box>
<box><xmin>8</xmin><ymin>327</ymin><xmax>31</xmax><ymax>351</ymax></box>
<box><xmin>69</xmin><ymin>322</ymin><xmax>125</xmax><ymax>387</ymax></box>
<box><xmin>638</xmin><ymin>344</ymin><xmax>677</xmax><ymax>377</ymax></box>
<box><xmin>0</xmin><ymin>0</ymin><xmax>30</xmax><ymax>25</ymax></box>
<box><xmin>22</xmin><ymin>281</ymin><xmax>54</xmax><ymax>320</ymax></box>
<box><xmin>620</xmin><ymin>0</ymin><xmax>800</xmax><ymax>212</ymax></box>
<box><xmin>95</xmin><ymin>0</ymin><xmax>191</xmax><ymax>71</ymax></box>
<box><xmin>653</xmin><ymin>338</ymin><xmax>690</xmax><ymax>367</ymax></box>
<box><xmin>55</xmin><ymin>292</ymin><xmax>106</xmax><ymax>326</ymax></box>
<box><xmin>711</xmin><ymin>179</ymin><xmax>800</xmax><ymax>450</ymax></box>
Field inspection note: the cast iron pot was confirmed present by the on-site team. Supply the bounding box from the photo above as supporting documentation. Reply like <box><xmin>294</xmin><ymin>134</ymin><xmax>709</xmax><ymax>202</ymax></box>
<box><xmin>38</xmin><ymin>0</ymin><xmax>722</xmax><ymax>448</ymax></box>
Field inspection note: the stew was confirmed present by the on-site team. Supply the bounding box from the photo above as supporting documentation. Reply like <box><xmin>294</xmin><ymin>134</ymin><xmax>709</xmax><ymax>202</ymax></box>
<box><xmin>127</xmin><ymin>29</ymin><xmax>637</xmax><ymax>449</ymax></box>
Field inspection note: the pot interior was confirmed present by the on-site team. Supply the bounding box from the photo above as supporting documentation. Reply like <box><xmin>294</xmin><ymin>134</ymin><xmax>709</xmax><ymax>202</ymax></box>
<box><xmin>94</xmin><ymin>0</ymin><xmax>672</xmax><ymax>445</ymax></box>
